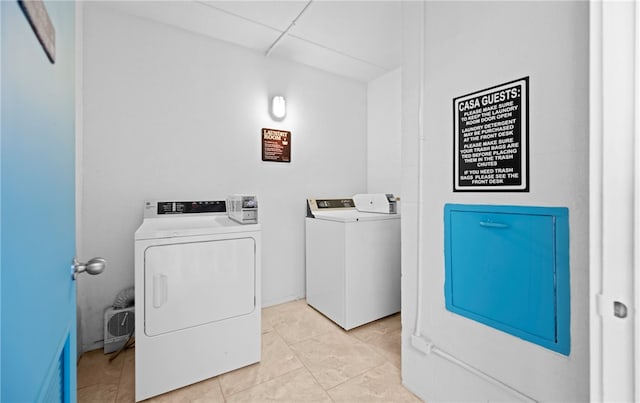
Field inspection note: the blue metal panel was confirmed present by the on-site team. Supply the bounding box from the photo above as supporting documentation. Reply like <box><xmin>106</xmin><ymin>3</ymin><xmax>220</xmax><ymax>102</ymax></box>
<box><xmin>444</xmin><ymin>204</ymin><xmax>570</xmax><ymax>355</ymax></box>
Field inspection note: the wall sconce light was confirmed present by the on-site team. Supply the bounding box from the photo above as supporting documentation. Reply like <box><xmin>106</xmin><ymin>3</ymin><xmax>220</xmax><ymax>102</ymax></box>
<box><xmin>271</xmin><ymin>95</ymin><xmax>286</xmax><ymax>120</ymax></box>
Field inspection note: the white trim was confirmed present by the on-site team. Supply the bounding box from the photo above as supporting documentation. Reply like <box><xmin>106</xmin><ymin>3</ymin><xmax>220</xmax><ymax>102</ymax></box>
<box><xmin>597</xmin><ymin>0</ymin><xmax>636</xmax><ymax>400</ymax></box>
<box><xmin>75</xmin><ymin>1</ymin><xmax>83</xmax><ymax>265</ymax></box>
<box><xmin>589</xmin><ymin>0</ymin><xmax>604</xmax><ymax>400</ymax></box>
<box><xmin>413</xmin><ymin>0</ymin><xmax>425</xmax><ymax>340</ymax></box>
<box><xmin>74</xmin><ymin>0</ymin><xmax>84</xmax><ymax>356</ymax></box>
<box><xmin>635</xmin><ymin>0</ymin><xmax>640</xmax><ymax>400</ymax></box>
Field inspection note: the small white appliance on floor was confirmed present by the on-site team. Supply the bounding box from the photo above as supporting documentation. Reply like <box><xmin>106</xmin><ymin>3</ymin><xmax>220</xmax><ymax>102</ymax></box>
<box><xmin>305</xmin><ymin>195</ymin><xmax>401</xmax><ymax>330</ymax></box>
<box><xmin>134</xmin><ymin>199</ymin><xmax>261</xmax><ymax>401</ymax></box>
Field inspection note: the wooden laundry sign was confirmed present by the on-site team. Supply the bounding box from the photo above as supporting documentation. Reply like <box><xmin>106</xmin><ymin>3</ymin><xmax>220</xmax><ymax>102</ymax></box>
<box><xmin>453</xmin><ymin>77</ymin><xmax>529</xmax><ymax>192</ymax></box>
<box><xmin>262</xmin><ymin>128</ymin><xmax>291</xmax><ymax>163</ymax></box>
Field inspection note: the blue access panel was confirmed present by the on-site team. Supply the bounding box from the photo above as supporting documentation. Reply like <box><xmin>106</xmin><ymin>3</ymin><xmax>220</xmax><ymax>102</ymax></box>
<box><xmin>444</xmin><ymin>204</ymin><xmax>570</xmax><ymax>355</ymax></box>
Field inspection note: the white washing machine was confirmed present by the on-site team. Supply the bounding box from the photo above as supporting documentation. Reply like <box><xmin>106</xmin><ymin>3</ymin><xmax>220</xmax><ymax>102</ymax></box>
<box><xmin>134</xmin><ymin>199</ymin><xmax>261</xmax><ymax>401</ymax></box>
<box><xmin>305</xmin><ymin>196</ymin><xmax>400</xmax><ymax>330</ymax></box>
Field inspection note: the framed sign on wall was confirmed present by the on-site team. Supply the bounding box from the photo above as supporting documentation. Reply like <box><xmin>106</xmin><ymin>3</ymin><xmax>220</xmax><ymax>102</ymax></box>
<box><xmin>262</xmin><ymin>128</ymin><xmax>291</xmax><ymax>163</ymax></box>
<box><xmin>453</xmin><ymin>77</ymin><xmax>529</xmax><ymax>192</ymax></box>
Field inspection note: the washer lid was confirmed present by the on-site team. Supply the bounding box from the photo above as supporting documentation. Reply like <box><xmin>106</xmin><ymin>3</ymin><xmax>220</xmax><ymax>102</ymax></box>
<box><xmin>135</xmin><ymin>215</ymin><xmax>261</xmax><ymax>240</ymax></box>
<box><xmin>312</xmin><ymin>210</ymin><xmax>401</xmax><ymax>223</ymax></box>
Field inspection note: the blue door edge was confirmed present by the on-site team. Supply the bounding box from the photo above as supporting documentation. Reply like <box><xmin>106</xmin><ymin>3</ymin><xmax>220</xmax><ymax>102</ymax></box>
<box><xmin>1</xmin><ymin>2</ymin><xmax>4</xmax><ymax>400</ymax></box>
<box><xmin>64</xmin><ymin>307</ymin><xmax>78</xmax><ymax>403</ymax></box>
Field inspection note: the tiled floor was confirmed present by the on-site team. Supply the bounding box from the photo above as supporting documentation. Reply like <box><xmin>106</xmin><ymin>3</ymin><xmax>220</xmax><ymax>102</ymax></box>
<box><xmin>77</xmin><ymin>299</ymin><xmax>421</xmax><ymax>402</ymax></box>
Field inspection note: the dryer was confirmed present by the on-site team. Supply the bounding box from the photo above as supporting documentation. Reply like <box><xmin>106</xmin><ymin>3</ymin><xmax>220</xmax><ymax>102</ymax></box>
<box><xmin>134</xmin><ymin>199</ymin><xmax>261</xmax><ymax>401</ymax></box>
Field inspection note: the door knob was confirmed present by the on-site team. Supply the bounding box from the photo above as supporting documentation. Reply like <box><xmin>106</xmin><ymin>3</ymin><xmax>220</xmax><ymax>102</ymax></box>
<box><xmin>72</xmin><ymin>257</ymin><xmax>106</xmax><ymax>280</ymax></box>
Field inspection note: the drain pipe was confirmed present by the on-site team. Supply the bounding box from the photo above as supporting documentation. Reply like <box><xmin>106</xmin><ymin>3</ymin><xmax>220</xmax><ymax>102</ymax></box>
<box><xmin>265</xmin><ymin>0</ymin><xmax>313</xmax><ymax>57</ymax></box>
<box><xmin>407</xmin><ymin>4</ymin><xmax>536</xmax><ymax>403</ymax></box>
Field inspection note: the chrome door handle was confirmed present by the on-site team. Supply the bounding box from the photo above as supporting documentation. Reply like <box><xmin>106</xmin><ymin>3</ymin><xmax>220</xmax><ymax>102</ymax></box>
<box><xmin>72</xmin><ymin>257</ymin><xmax>106</xmax><ymax>280</ymax></box>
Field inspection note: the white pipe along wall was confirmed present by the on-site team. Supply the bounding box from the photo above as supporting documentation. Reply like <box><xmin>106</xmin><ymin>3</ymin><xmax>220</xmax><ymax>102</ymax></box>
<box><xmin>401</xmin><ymin>1</ymin><xmax>589</xmax><ymax>401</ymax></box>
<box><xmin>77</xmin><ymin>3</ymin><xmax>370</xmax><ymax>351</ymax></box>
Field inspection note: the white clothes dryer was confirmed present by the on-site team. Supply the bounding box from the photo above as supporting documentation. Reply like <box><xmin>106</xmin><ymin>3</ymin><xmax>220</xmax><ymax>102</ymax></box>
<box><xmin>134</xmin><ymin>200</ymin><xmax>261</xmax><ymax>401</ymax></box>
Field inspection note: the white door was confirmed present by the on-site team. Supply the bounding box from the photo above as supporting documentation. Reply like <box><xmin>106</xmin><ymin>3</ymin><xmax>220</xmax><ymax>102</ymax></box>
<box><xmin>590</xmin><ymin>1</ymin><xmax>638</xmax><ymax>400</ymax></box>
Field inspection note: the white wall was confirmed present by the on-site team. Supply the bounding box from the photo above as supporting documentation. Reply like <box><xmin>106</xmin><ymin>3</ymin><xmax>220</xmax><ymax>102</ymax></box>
<box><xmin>367</xmin><ymin>68</ymin><xmax>401</xmax><ymax>194</ymax></box>
<box><xmin>78</xmin><ymin>3</ymin><xmax>367</xmax><ymax>351</ymax></box>
<box><xmin>401</xmin><ymin>1</ymin><xmax>589</xmax><ymax>401</ymax></box>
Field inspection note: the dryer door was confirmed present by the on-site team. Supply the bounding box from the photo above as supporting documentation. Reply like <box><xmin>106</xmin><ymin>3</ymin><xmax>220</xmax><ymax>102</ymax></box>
<box><xmin>144</xmin><ymin>237</ymin><xmax>256</xmax><ymax>337</ymax></box>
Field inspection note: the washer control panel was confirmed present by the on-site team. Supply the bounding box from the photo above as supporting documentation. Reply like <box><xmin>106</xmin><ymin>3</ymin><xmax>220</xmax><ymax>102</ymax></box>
<box><xmin>306</xmin><ymin>198</ymin><xmax>355</xmax><ymax>218</ymax></box>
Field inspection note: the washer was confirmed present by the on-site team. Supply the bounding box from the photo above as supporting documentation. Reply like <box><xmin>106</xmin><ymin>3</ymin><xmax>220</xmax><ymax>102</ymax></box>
<box><xmin>305</xmin><ymin>196</ymin><xmax>400</xmax><ymax>330</ymax></box>
<box><xmin>134</xmin><ymin>199</ymin><xmax>261</xmax><ymax>401</ymax></box>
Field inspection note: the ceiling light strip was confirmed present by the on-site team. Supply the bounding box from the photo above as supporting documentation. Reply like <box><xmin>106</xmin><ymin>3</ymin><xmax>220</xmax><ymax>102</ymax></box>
<box><xmin>264</xmin><ymin>0</ymin><xmax>313</xmax><ymax>57</ymax></box>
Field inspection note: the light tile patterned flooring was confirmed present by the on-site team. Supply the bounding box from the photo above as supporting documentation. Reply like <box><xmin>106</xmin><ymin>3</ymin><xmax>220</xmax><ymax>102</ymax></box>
<box><xmin>77</xmin><ymin>299</ymin><xmax>421</xmax><ymax>402</ymax></box>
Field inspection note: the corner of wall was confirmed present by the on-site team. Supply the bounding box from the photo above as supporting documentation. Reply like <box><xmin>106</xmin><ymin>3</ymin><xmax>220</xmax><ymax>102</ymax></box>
<box><xmin>367</xmin><ymin>68</ymin><xmax>402</xmax><ymax>194</ymax></box>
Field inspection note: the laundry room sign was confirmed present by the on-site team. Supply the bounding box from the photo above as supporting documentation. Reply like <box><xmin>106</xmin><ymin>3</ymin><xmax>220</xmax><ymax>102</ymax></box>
<box><xmin>262</xmin><ymin>128</ymin><xmax>291</xmax><ymax>163</ymax></box>
<box><xmin>453</xmin><ymin>77</ymin><xmax>529</xmax><ymax>192</ymax></box>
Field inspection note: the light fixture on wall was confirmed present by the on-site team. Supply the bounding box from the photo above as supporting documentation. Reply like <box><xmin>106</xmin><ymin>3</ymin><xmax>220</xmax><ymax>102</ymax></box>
<box><xmin>271</xmin><ymin>95</ymin><xmax>286</xmax><ymax>120</ymax></box>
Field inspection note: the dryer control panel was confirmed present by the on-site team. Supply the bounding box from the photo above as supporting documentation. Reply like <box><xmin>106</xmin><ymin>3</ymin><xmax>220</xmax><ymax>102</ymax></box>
<box><xmin>144</xmin><ymin>200</ymin><xmax>226</xmax><ymax>218</ymax></box>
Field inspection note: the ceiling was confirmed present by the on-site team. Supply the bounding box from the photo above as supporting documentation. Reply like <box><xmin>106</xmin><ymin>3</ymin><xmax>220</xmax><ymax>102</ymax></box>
<box><xmin>104</xmin><ymin>1</ymin><xmax>403</xmax><ymax>82</ymax></box>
